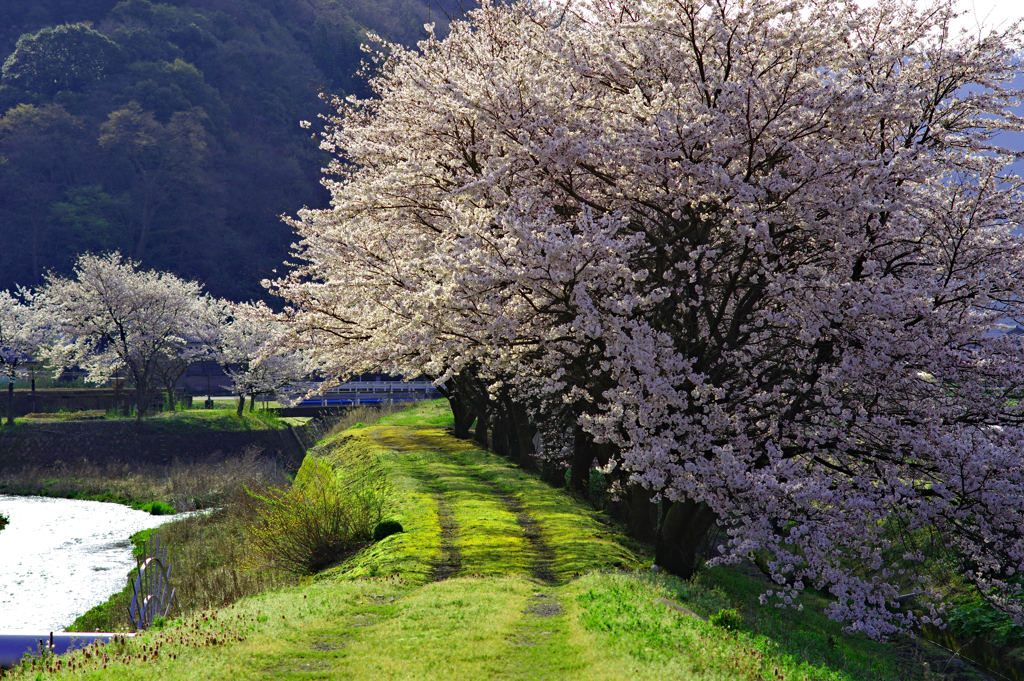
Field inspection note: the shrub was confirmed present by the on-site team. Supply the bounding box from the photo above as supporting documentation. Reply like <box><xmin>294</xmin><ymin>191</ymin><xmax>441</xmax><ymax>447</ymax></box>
<box><xmin>141</xmin><ymin>501</ymin><xmax>176</xmax><ymax>516</ymax></box>
<box><xmin>373</xmin><ymin>520</ymin><xmax>404</xmax><ymax>541</ymax></box>
<box><xmin>0</xmin><ymin>511</ymin><xmax>8</xmax><ymax>532</ymax></box>
<box><xmin>710</xmin><ymin>608</ymin><xmax>743</xmax><ymax>631</ymax></box>
<box><xmin>244</xmin><ymin>458</ymin><xmax>391</xmax><ymax>574</ymax></box>
<box><xmin>948</xmin><ymin>598</ymin><xmax>1024</xmax><ymax>648</ymax></box>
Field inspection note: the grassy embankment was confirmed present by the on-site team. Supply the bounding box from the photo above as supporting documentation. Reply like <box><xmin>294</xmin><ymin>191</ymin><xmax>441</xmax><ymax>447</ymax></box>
<box><xmin>64</xmin><ymin>403</ymin><xmax>417</xmax><ymax>632</ymax></box>
<box><xmin>0</xmin><ymin>400</ymin><xmax>994</xmax><ymax>681</ymax></box>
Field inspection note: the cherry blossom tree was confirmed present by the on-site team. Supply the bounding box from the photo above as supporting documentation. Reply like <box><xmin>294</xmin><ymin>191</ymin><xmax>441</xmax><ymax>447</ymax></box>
<box><xmin>269</xmin><ymin>0</ymin><xmax>1024</xmax><ymax>637</ymax></box>
<box><xmin>153</xmin><ymin>294</ymin><xmax>225</xmax><ymax>412</ymax></box>
<box><xmin>39</xmin><ymin>252</ymin><xmax>207</xmax><ymax>419</ymax></box>
<box><xmin>0</xmin><ymin>289</ymin><xmax>45</xmax><ymax>426</ymax></box>
<box><xmin>218</xmin><ymin>302</ymin><xmax>306</xmax><ymax>416</ymax></box>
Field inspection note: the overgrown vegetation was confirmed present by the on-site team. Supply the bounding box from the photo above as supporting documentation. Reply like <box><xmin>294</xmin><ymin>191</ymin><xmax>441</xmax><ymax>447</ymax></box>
<box><xmin>0</xmin><ymin>446</ymin><xmax>283</xmax><ymax>511</ymax></box>
<box><xmin>244</xmin><ymin>456</ymin><xmax>392</xmax><ymax>575</ymax></box>
<box><xmin>948</xmin><ymin>596</ymin><xmax>1024</xmax><ymax>648</ymax></box>
<box><xmin>69</xmin><ymin>496</ymin><xmax>296</xmax><ymax>632</ymax></box>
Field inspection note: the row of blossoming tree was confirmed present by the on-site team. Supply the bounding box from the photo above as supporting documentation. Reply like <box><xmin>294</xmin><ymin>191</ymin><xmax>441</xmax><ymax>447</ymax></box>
<box><xmin>263</xmin><ymin>0</ymin><xmax>1024</xmax><ymax>638</ymax></box>
<box><xmin>0</xmin><ymin>252</ymin><xmax>304</xmax><ymax>425</ymax></box>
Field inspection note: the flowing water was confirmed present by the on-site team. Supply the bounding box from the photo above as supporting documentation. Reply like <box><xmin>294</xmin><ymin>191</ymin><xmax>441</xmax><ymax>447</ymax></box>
<box><xmin>0</xmin><ymin>495</ymin><xmax>181</xmax><ymax>632</ymax></box>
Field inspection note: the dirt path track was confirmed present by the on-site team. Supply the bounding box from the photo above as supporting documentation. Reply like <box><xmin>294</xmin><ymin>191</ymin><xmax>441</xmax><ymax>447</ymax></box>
<box><xmin>368</xmin><ymin>427</ymin><xmax>557</xmax><ymax>584</ymax></box>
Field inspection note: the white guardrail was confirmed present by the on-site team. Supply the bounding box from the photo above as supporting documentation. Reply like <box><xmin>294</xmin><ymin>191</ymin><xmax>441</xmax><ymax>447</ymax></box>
<box><xmin>324</xmin><ymin>381</ymin><xmax>439</xmax><ymax>393</ymax></box>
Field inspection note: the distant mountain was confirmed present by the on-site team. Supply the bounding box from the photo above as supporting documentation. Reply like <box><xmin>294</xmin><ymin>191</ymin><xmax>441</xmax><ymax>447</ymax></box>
<box><xmin>0</xmin><ymin>0</ymin><xmax>461</xmax><ymax>301</ymax></box>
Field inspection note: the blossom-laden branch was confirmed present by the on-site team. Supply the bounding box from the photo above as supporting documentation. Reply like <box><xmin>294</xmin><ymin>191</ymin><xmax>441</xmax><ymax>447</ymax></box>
<box><xmin>217</xmin><ymin>302</ymin><xmax>308</xmax><ymax>415</ymax></box>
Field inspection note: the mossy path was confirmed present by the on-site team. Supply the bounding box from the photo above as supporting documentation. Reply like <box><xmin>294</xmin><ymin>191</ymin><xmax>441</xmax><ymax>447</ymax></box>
<box><xmin>367</xmin><ymin>427</ymin><xmax>559</xmax><ymax>584</ymax></box>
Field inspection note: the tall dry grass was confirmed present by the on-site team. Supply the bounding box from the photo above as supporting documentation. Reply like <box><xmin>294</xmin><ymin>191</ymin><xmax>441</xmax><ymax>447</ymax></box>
<box><xmin>244</xmin><ymin>458</ymin><xmax>392</xmax><ymax>575</ymax></box>
<box><xmin>0</xmin><ymin>447</ymin><xmax>282</xmax><ymax>511</ymax></box>
<box><xmin>0</xmin><ymin>449</ymin><xmax>297</xmax><ymax>632</ymax></box>
<box><xmin>68</xmin><ymin>498</ymin><xmax>297</xmax><ymax>631</ymax></box>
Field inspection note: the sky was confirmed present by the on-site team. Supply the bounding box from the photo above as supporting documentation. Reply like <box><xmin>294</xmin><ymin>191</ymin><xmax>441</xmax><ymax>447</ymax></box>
<box><xmin>938</xmin><ymin>1</ymin><xmax>1024</xmax><ymax>161</ymax></box>
<box><xmin>946</xmin><ymin>0</ymin><xmax>1021</xmax><ymax>34</ymax></box>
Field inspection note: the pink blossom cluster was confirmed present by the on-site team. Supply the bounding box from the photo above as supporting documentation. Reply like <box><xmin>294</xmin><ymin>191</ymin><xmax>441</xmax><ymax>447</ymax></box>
<box><xmin>268</xmin><ymin>0</ymin><xmax>1024</xmax><ymax>637</ymax></box>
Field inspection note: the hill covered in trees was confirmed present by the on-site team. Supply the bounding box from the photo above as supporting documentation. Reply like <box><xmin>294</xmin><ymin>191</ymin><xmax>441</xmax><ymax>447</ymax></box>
<box><xmin>0</xmin><ymin>0</ymin><xmax>457</xmax><ymax>301</ymax></box>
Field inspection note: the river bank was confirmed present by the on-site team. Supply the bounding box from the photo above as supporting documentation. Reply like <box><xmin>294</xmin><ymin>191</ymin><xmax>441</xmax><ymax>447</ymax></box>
<box><xmin>0</xmin><ymin>409</ymin><xmax>304</xmax><ymax>636</ymax></box>
<box><xmin>0</xmin><ymin>404</ymin><xmax>408</xmax><ymax>635</ymax></box>
<box><xmin>0</xmin><ymin>409</ymin><xmax>305</xmax><ymax>482</ymax></box>
<box><xmin>0</xmin><ymin>409</ymin><xmax>303</xmax><ymax>512</ymax></box>
<box><xmin>0</xmin><ymin>495</ymin><xmax>186</xmax><ymax>632</ymax></box>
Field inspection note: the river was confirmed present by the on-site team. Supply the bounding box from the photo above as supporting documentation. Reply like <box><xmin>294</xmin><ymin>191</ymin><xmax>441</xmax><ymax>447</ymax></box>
<box><xmin>0</xmin><ymin>495</ymin><xmax>182</xmax><ymax>632</ymax></box>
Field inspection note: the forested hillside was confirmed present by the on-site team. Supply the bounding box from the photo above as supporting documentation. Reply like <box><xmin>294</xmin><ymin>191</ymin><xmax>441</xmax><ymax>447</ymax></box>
<box><xmin>0</xmin><ymin>0</ymin><xmax>455</xmax><ymax>301</ymax></box>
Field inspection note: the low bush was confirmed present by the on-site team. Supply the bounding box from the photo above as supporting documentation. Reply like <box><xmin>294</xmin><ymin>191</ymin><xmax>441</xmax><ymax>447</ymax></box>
<box><xmin>948</xmin><ymin>597</ymin><xmax>1024</xmax><ymax>648</ymax></box>
<box><xmin>139</xmin><ymin>500</ymin><xmax>176</xmax><ymax>515</ymax></box>
<box><xmin>0</xmin><ymin>511</ymin><xmax>8</xmax><ymax>532</ymax></box>
<box><xmin>244</xmin><ymin>457</ymin><xmax>392</xmax><ymax>574</ymax></box>
<box><xmin>373</xmin><ymin>519</ymin><xmax>404</xmax><ymax>541</ymax></box>
<box><xmin>710</xmin><ymin>608</ymin><xmax>743</xmax><ymax>631</ymax></box>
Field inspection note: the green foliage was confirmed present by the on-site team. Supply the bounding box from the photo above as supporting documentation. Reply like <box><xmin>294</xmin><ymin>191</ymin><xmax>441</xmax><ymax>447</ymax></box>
<box><xmin>244</xmin><ymin>457</ymin><xmax>392</xmax><ymax>574</ymax></box>
<box><xmin>140</xmin><ymin>500</ymin><xmax>175</xmax><ymax>515</ymax></box>
<box><xmin>49</xmin><ymin>184</ymin><xmax>123</xmax><ymax>253</ymax></box>
<box><xmin>2</xmin><ymin>23</ymin><xmax>124</xmax><ymax>95</ymax></box>
<box><xmin>0</xmin><ymin>510</ymin><xmax>8</xmax><ymax>532</ymax></box>
<box><xmin>948</xmin><ymin>597</ymin><xmax>1024</xmax><ymax>648</ymax></box>
<box><xmin>710</xmin><ymin>608</ymin><xmax>743</xmax><ymax>631</ymax></box>
<box><xmin>0</xmin><ymin>0</ymin><xmax>458</xmax><ymax>301</ymax></box>
<box><xmin>373</xmin><ymin>519</ymin><xmax>403</xmax><ymax>541</ymax></box>
<box><xmin>118</xmin><ymin>58</ymin><xmax>231</xmax><ymax>136</ymax></box>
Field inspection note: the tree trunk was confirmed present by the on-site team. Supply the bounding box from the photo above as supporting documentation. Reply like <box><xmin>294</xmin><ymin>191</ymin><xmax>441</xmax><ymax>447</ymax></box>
<box><xmin>654</xmin><ymin>498</ymin><xmax>718</xmax><ymax>579</ymax></box>
<box><xmin>237</xmin><ymin>394</ymin><xmax>245</xmax><ymax>416</ymax></box>
<box><xmin>249</xmin><ymin>394</ymin><xmax>256</xmax><ymax>412</ymax></box>
<box><xmin>541</xmin><ymin>461</ymin><xmax>567</xmax><ymax>488</ymax></box>
<box><xmin>166</xmin><ymin>385</ymin><xmax>176</xmax><ymax>412</ymax></box>
<box><xmin>474</xmin><ymin>409</ymin><xmax>489</xmax><ymax>448</ymax></box>
<box><xmin>623</xmin><ymin>482</ymin><xmax>660</xmax><ymax>544</ymax></box>
<box><xmin>513</xmin><ymin>408</ymin><xmax>538</xmax><ymax>471</ymax></box>
<box><xmin>453</xmin><ymin>397</ymin><xmax>476</xmax><ymax>438</ymax></box>
<box><xmin>134</xmin><ymin>384</ymin><xmax>149</xmax><ymax>421</ymax></box>
<box><xmin>491</xmin><ymin>404</ymin><xmax>511</xmax><ymax>458</ymax></box>
<box><xmin>5</xmin><ymin>379</ymin><xmax>13</xmax><ymax>426</ymax></box>
<box><xmin>437</xmin><ymin>382</ymin><xmax>476</xmax><ymax>439</ymax></box>
<box><xmin>569</xmin><ymin>428</ymin><xmax>594</xmax><ymax>496</ymax></box>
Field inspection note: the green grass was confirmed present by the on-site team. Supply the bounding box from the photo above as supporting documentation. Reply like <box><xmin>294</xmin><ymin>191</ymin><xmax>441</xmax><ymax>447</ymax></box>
<box><xmin>1</xmin><ymin>407</ymin><xmax>288</xmax><ymax>432</ymax></box>
<box><xmin>144</xmin><ymin>408</ymin><xmax>287</xmax><ymax>432</ymax></box>
<box><xmin>374</xmin><ymin>398</ymin><xmax>455</xmax><ymax>427</ymax></box>
<box><xmin>8</xmin><ymin>398</ymin><xmax>995</xmax><ymax>681</ymax></box>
